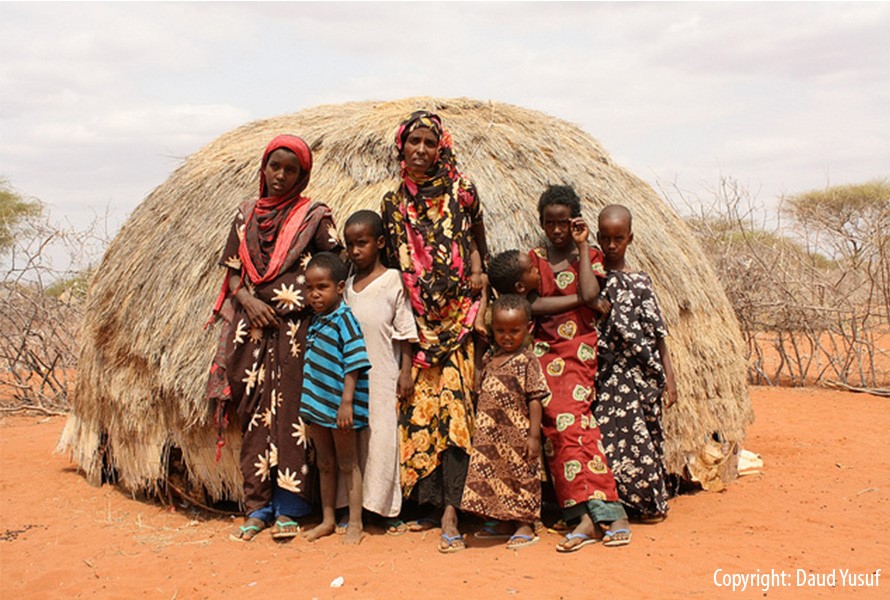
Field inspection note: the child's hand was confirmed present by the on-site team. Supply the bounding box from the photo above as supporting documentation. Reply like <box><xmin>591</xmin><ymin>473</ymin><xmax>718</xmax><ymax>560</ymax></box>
<box><xmin>570</xmin><ymin>217</ymin><xmax>590</xmax><ymax>246</ymax></box>
<box><xmin>593</xmin><ymin>297</ymin><xmax>611</xmax><ymax>317</ymax></box>
<box><xmin>397</xmin><ymin>371</ymin><xmax>415</xmax><ymax>404</ymax></box>
<box><xmin>469</xmin><ymin>271</ymin><xmax>486</xmax><ymax>293</ymax></box>
<box><xmin>664</xmin><ymin>375</ymin><xmax>678</xmax><ymax>409</ymax></box>
<box><xmin>473</xmin><ymin>309</ymin><xmax>488</xmax><ymax>338</ymax></box>
<box><xmin>337</xmin><ymin>403</ymin><xmax>354</xmax><ymax>430</ymax></box>
<box><xmin>526</xmin><ymin>433</ymin><xmax>542</xmax><ymax>462</ymax></box>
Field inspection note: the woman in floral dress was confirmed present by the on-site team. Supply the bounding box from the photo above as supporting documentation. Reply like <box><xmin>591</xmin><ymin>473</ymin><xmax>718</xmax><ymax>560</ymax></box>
<box><xmin>381</xmin><ymin>110</ymin><xmax>487</xmax><ymax>553</ymax></box>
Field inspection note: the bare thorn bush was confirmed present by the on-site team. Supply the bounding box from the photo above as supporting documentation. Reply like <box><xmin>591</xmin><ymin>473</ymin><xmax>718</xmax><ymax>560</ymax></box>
<box><xmin>1</xmin><ymin>202</ymin><xmax>110</xmax><ymax>414</ymax></box>
<box><xmin>662</xmin><ymin>177</ymin><xmax>889</xmax><ymax>389</ymax></box>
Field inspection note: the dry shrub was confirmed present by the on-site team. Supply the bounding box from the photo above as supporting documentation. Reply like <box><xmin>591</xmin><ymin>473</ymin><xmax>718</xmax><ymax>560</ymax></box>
<box><xmin>0</xmin><ymin>209</ymin><xmax>108</xmax><ymax>413</ymax></box>
<box><xmin>664</xmin><ymin>177</ymin><xmax>889</xmax><ymax>388</ymax></box>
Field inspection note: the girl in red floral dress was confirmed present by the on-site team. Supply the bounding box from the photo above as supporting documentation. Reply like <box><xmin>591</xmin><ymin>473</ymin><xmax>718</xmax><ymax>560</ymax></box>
<box><xmin>528</xmin><ymin>185</ymin><xmax>632</xmax><ymax>552</ymax></box>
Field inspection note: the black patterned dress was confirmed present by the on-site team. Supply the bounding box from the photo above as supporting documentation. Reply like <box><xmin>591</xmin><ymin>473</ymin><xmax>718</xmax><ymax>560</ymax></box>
<box><xmin>595</xmin><ymin>270</ymin><xmax>671</xmax><ymax>517</ymax></box>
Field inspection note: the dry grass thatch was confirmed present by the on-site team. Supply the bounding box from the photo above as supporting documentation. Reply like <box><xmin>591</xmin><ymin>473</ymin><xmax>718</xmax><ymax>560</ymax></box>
<box><xmin>58</xmin><ymin>97</ymin><xmax>752</xmax><ymax>502</ymax></box>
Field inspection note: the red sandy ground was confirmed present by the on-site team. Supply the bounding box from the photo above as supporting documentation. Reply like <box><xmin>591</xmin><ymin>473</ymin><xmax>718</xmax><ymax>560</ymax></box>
<box><xmin>1</xmin><ymin>387</ymin><xmax>887</xmax><ymax>599</ymax></box>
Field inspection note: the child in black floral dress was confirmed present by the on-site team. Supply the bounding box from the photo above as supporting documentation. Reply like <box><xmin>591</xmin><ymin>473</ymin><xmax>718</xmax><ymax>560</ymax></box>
<box><xmin>594</xmin><ymin>205</ymin><xmax>677</xmax><ymax>522</ymax></box>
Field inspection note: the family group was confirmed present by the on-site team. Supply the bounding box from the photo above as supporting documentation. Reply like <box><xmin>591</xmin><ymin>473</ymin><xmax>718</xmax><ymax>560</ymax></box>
<box><xmin>205</xmin><ymin>110</ymin><xmax>677</xmax><ymax>554</ymax></box>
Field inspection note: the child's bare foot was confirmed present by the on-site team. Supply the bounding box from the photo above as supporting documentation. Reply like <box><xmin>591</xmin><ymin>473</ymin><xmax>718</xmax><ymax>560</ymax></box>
<box><xmin>302</xmin><ymin>521</ymin><xmax>336</xmax><ymax>542</ymax></box>
<box><xmin>342</xmin><ymin>523</ymin><xmax>363</xmax><ymax>545</ymax></box>
<box><xmin>602</xmin><ymin>517</ymin><xmax>632</xmax><ymax>547</ymax></box>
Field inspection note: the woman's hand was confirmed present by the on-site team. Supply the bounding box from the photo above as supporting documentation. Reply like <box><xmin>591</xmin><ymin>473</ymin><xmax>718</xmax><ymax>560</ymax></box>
<box><xmin>570</xmin><ymin>217</ymin><xmax>590</xmax><ymax>247</ymax></box>
<box><xmin>240</xmin><ymin>293</ymin><xmax>278</xmax><ymax>328</ymax></box>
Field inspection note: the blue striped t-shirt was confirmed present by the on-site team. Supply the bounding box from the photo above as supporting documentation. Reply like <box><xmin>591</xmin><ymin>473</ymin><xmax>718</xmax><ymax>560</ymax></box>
<box><xmin>299</xmin><ymin>302</ymin><xmax>371</xmax><ymax>429</ymax></box>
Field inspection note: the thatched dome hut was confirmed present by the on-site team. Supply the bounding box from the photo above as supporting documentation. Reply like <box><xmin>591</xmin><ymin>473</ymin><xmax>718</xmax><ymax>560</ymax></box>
<box><xmin>59</xmin><ymin>97</ymin><xmax>752</xmax><ymax>502</ymax></box>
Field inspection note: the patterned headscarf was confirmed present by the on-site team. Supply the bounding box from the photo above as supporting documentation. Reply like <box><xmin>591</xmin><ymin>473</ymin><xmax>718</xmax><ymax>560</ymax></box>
<box><xmin>382</xmin><ymin>111</ymin><xmax>483</xmax><ymax>368</ymax></box>
<box><xmin>394</xmin><ymin>110</ymin><xmax>462</xmax><ymax>199</ymax></box>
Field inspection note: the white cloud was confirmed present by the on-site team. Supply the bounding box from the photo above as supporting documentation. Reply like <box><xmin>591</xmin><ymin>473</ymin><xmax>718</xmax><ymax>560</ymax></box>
<box><xmin>1</xmin><ymin>1</ymin><xmax>888</xmax><ymax>235</ymax></box>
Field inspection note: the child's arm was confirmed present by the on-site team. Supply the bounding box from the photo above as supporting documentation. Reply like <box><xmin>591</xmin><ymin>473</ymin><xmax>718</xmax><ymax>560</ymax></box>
<box><xmin>396</xmin><ymin>340</ymin><xmax>415</xmax><ymax>403</ymax></box>
<box><xmin>229</xmin><ymin>271</ymin><xmax>276</xmax><ymax>328</ymax></box>
<box><xmin>468</xmin><ymin>240</ymin><xmax>485</xmax><ymax>292</ymax></box>
<box><xmin>530</xmin><ymin>293</ymin><xmax>584</xmax><ymax>316</ymax></box>
<box><xmin>337</xmin><ymin>371</ymin><xmax>358</xmax><ymax>429</ymax></box>
<box><xmin>571</xmin><ymin>217</ymin><xmax>600</xmax><ymax>305</ymax></box>
<box><xmin>657</xmin><ymin>337</ymin><xmax>678</xmax><ymax>409</ymax></box>
<box><xmin>526</xmin><ymin>399</ymin><xmax>543</xmax><ymax>460</ymax></box>
<box><xmin>473</xmin><ymin>275</ymin><xmax>489</xmax><ymax>336</ymax></box>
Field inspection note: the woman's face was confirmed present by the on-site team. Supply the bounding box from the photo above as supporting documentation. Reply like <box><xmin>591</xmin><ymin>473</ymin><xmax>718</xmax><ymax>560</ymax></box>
<box><xmin>402</xmin><ymin>126</ymin><xmax>439</xmax><ymax>177</ymax></box>
<box><xmin>263</xmin><ymin>148</ymin><xmax>302</xmax><ymax>197</ymax></box>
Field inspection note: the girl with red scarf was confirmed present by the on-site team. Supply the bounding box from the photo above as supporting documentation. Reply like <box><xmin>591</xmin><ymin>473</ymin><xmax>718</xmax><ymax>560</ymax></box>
<box><xmin>207</xmin><ymin>135</ymin><xmax>342</xmax><ymax>542</ymax></box>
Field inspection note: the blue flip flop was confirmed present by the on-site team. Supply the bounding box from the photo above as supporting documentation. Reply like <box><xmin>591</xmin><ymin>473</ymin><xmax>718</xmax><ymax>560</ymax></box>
<box><xmin>603</xmin><ymin>528</ymin><xmax>632</xmax><ymax>547</ymax></box>
<box><xmin>474</xmin><ymin>520</ymin><xmax>512</xmax><ymax>539</ymax></box>
<box><xmin>556</xmin><ymin>532</ymin><xmax>599</xmax><ymax>553</ymax></box>
<box><xmin>507</xmin><ymin>533</ymin><xmax>540</xmax><ymax>549</ymax></box>
<box><xmin>408</xmin><ymin>516</ymin><xmax>439</xmax><ymax>532</ymax></box>
<box><xmin>438</xmin><ymin>533</ymin><xmax>466</xmax><ymax>553</ymax></box>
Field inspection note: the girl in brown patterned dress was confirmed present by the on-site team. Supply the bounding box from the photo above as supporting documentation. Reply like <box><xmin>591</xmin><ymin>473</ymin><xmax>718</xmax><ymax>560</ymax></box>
<box><xmin>461</xmin><ymin>295</ymin><xmax>550</xmax><ymax>549</ymax></box>
<box><xmin>205</xmin><ymin>134</ymin><xmax>342</xmax><ymax>542</ymax></box>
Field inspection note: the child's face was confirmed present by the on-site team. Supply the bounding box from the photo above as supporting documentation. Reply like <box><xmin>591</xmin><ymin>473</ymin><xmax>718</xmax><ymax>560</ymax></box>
<box><xmin>344</xmin><ymin>223</ymin><xmax>384</xmax><ymax>272</ymax></box>
<box><xmin>491</xmin><ymin>307</ymin><xmax>531</xmax><ymax>354</ymax></box>
<box><xmin>541</xmin><ymin>204</ymin><xmax>575</xmax><ymax>250</ymax></box>
<box><xmin>305</xmin><ymin>265</ymin><xmax>344</xmax><ymax>315</ymax></box>
<box><xmin>263</xmin><ymin>148</ymin><xmax>302</xmax><ymax>197</ymax></box>
<box><xmin>597</xmin><ymin>217</ymin><xmax>633</xmax><ymax>263</ymax></box>
<box><xmin>517</xmin><ymin>253</ymin><xmax>541</xmax><ymax>294</ymax></box>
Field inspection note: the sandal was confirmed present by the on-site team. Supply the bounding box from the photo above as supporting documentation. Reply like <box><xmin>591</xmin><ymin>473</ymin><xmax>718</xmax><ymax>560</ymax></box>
<box><xmin>474</xmin><ymin>520</ymin><xmax>512</xmax><ymax>539</ymax></box>
<box><xmin>407</xmin><ymin>516</ymin><xmax>439</xmax><ymax>532</ymax></box>
<box><xmin>384</xmin><ymin>518</ymin><xmax>409</xmax><ymax>536</ymax></box>
<box><xmin>229</xmin><ymin>518</ymin><xmax>266</xmax><ymax>543</ymax></box>
<box><xmin>270</xmin><ymin>519</ymin><xmax>302</xmax><ymax>540</ymax></box>
<box><xmin>438</xmin><ymin>533</ymin><xmax>466</xmax><ymax>554</ymax></box>
<box><xmin>602</xmin><ymin>528</ymin><xmax>632</xmax><ymax>547</ymax></box>
<box><xmin>506</xmin><ymin>534</ymin><xmax>539</xmax><ymax>549</ymax></box>
<box><xmin>555</xmin><ymin>532</ymin><xmax>598</xmax><ymax>553</ymax></box>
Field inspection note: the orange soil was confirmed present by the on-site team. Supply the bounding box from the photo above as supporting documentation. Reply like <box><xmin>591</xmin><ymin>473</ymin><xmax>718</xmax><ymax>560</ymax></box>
<box><xmin>1</xmin><ymin>387</ymin><xmax>888</xmax><ymax>599</ymax></box>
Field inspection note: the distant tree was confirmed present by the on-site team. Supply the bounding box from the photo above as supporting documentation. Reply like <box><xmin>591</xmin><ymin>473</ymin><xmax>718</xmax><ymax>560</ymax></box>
<box><xmin>784</xmin><ymin>179</ymin><xmax>890</xmax><ymax>322</ymax></box>
<box><xmin>784</xmin><ymin>179</ymin><xmax>890</xmax><ymax>265</ymax></box>
<box><xmin>0</xmin><ymin>178</ymin><xmax>42</xmax><ymax>252</ymax></box>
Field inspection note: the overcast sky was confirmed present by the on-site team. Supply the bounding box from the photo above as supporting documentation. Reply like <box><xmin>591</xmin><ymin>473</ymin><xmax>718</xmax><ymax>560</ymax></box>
<box><xmin>2</xmin><ymin>1</ymin><xmax>888</xmax><ymax>236</ymax></box>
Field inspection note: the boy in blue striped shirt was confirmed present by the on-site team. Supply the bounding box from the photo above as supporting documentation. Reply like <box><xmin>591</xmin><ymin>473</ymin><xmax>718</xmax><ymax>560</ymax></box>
<box><xmin>299</xmin><ymin>252</ymin><xmax>371</xmax><ymax>545</ymax></box>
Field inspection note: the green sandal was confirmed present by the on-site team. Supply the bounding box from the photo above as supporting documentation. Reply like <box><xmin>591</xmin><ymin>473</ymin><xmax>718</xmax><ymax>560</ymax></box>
<box><xmin>229</xmin><ymin>520</ymin><xmax>266</xmax><ymax>542</ymax></box>
<box><xmin>271</xmin><ymin>520</ymin><xmax>302</xmax><ymax>540</ymax></box>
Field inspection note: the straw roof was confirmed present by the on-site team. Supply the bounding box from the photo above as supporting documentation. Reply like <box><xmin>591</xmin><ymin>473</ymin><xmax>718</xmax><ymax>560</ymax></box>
<box><xmin>58</xmin><ymin>97</ymin><xmax>752</xmax><ymax>501</ymax></box>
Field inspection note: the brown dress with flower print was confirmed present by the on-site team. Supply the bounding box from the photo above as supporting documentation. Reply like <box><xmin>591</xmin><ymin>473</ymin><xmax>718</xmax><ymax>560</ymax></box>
<box><xmin>528</xmin><ymin>246</ymin><xmax>620</xmax><ymax>511</ymax></box>
<box><xmin>207</xmin><ymin>201</ymin><xmax>341</xmax><ymax>513</ymax></box>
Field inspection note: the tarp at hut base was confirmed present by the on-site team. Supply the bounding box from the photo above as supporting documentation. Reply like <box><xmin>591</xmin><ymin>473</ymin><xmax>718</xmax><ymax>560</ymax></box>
<box><xmin>58</xmin><ymin>97</ymin><xmax>752</xmax><ymax>504</ymax></box>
